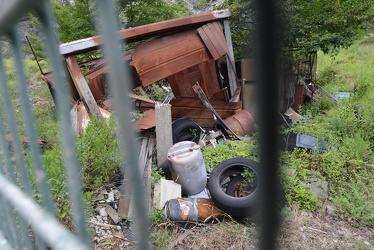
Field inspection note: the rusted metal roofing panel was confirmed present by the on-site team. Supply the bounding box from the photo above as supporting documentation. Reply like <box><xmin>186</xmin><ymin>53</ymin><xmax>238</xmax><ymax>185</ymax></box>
<box><xmin>197</xmin><ymin>22</ymin><xmax>229</xmax><ymax>60</ymax></box>
<box><xmin>167</xmin><ymin>59</ymin><xmax>221</xmax><ymax>99</ymax></box>
<box><xmin>130</xmin><ymin>30</ymin><xmax>211</xmax><ymax>87</ymax></box>
<box><xmin>169</xmin><ymin>97</ymin><xmax>242</xmax><ymax>128</ymax></box>
<box><xmin>167</xmin><ymin>65</ymin><xmax>203</xmax><ymax>97</ymax></box>
<box><xmin>135</xmin><ymin>109</ymin><xmax>156</xmax><ymax>131</ymax></box>
<box><xmin>198</xmin><ymin>59</ymin><xmax>222</xmax><ymax>98</ymax></box>
<box><xmin>59</xmin><ymin>10</ymin><xmax>231</xmax><ymax>56</ymax></box>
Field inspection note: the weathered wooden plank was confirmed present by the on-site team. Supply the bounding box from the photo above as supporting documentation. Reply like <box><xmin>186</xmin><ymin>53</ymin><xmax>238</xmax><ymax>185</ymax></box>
<box><xmin>222</xmin><ymin>19</ymin><xmax>238</xmax><ymax>97</ymax></box>
<box><xmin>118</xmin><ymin>134</ymin><xmax>155</xmax><ymax>218</ymax></box>
<box><xmin>171</xmin><ymin>106</ymin><xmax>238</xmax><ymax>120</ymax></box>
<box><xmin>167</xmin><ymin>65</ymin><xmax>203</xmax><ymax>98</ymax></box>
<box><xmin>223</xmin><ymin>19</ymin><xmax>235</xmax><ymax>61</ymax></box>
<box><xmin>88</xmin><ymin>75</ymin><xmax>106</xmax><ymax>103</ymax></box>
<box><xmin>65</xmin><ymin>55</ymin><xmax>104</xmax><ymax>120</ymax></box>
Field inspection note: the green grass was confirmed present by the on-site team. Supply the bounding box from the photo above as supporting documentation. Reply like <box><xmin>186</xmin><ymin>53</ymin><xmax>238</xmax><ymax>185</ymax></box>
<box><xmin>281</xmin><ymin>36</ymin><xmax>374</xmax><ymax>227</ymax></box>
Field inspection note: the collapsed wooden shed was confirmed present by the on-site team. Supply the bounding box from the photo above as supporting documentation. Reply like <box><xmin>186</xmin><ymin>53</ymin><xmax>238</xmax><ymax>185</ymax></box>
<box><xmin>42</xmin><ymin>9</ymin><xmax>250</xmax><ymax>129</ymax></box>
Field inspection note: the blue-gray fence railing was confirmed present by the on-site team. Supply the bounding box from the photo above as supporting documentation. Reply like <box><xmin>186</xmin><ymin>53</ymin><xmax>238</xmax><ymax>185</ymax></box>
<box><xmin>0</xmin><ymin>0</ymin><xmax>149</xmax><ymax>249</ymax></box>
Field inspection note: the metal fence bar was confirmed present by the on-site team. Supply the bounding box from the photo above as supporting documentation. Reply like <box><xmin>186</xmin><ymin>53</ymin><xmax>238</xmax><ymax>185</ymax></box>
<box><xmin>255</xmin><ymin>0</ymin><xmax>281</xmax><ymax>249</ymax></box>
<box><xmin>93</xmin><ymin>1</ymin><xmax>149</xmax><ymax>249</ymax></box>
<box><xmin>0</xmin><ymin>0</ymin><xmax>39</xmax><ymax>35</ymax></box>
<box><xmin>0</xmin><ymin>46</ymin><xmax>34</xmax><ymax>250</ymax></box>
<box><xmin>9</xmin><ymin>27</ymin><xmax>55</xmax><ymax>214</ymax></box>
<box><xmin>0</xmin><ymin>101</ymin><xmax>25</xmax><ymax>250</ymax></box>
<box><xmin>0</xmin><ymin>173</ymin><xmax>91</xmax><ymax>250</ymax></box>
<box><xmin>0</xmin><ymin>58</ymin><xmax>33</xmax><ymax>196</ymax></box>
<box><xmin>36</xmin><ymin>0</ymin><xmax>91</xmax><ymax>245</ymax></box>
<box><xmin>0</xmin><ymin>193</ymin><xmax>20</xmax><ymax>249</ymax></box>
<box><xmin>0</xmin><ymin>0</ymin><xmax>92</xmax><ymax>249</ymax></box>
<box><xmin>0</xmin><ymin>230</ymin><xmax>13</xmax><ymax>250</ymax></box>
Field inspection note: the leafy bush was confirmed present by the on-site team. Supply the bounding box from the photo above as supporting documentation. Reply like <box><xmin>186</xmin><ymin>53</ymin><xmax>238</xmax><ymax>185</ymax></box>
<box><xmin>77</xmin><ymin>115</ymin><xmax>122</xmax><ymax>190</ymax></box>
<box><xmin>202</xmin><ymin>139</ymin><xmax>258</xmax><ymax>171</ymax></box>
<box><xmin>42</xmin><ymin>144</ymin><xmax>71</xmax><ymax>225</ymax></box>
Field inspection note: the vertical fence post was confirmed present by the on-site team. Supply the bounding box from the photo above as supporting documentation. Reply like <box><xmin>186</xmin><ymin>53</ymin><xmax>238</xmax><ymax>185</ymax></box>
<box><xmin>254</xmin><ymin>0</ymin><xmax>281</xmax><ymax>249</ymax></box>
<box><xmin>93</xmin><ymin>0</ymin><xmax>150</xmax><ymax>249</ymax></box>
<box><xmin>36</xmin><ymin>0</ymin><xmax>92</xmax><ymax>245</ymax></box>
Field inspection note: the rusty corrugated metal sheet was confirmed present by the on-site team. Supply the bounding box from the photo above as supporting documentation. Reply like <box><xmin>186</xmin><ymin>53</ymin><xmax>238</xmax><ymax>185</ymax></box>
<box><xmin>167</xmin><ymin>59</ymin><xmax>222</xmax><ymax>99</ymax></box>
<box><xmin>59</xmin><ymin>10</ymin><xmax>231</xmax><ymax>56</ymax></box>
<box><xmin>130</xmin><ymin>30</ymin><xmax>211</xmax><ymax>87</ymax></box>
<box><xmin>197</xmin><ymin>22</ymin><xmax>229</xmax><ymax>60</ymax></box>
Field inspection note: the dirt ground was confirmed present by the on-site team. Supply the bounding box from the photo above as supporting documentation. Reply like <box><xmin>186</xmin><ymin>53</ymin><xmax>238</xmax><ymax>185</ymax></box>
<box><xmin>92</xmin><ymin>205</ymin><xmax>373</xmax><ymax>250</ymax></box>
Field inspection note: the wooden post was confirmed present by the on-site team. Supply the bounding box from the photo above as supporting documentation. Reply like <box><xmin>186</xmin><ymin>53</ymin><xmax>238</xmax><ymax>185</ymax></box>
<box><xmin>155</xmin><ymin>102</ymin><xmax>173</xmax><ymax>164</ymax></box>
<box><xmin>65</xmin><ymin>55</ymin><xmax>104</xmax><ymax>120</ymax></box>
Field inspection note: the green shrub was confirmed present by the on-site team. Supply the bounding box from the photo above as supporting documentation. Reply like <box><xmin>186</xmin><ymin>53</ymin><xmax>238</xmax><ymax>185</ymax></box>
<box><xmin>43</xmin><ymin>144</ymin><xmax>71</xmax><ymax>225</ymax></box>
<box><xmin>77</xmin><ymin>115</ymin><xmax>121</xmax><ymax>190</ymax></box>
<box><xmin>201</xmin><ymin>139</ymin><xmax>258</xmax><ymax>171</ymax></box>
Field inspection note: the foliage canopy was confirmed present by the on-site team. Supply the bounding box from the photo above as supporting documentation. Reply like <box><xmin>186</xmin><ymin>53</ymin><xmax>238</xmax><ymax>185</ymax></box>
<box><xmin>218</xmin><ymin>0</ymin><xmax>374</xmax><ymax>57</ymax></box>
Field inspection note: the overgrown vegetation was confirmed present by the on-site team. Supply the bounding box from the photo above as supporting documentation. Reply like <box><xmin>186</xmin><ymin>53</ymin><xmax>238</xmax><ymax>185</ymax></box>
<box><xmin>3</xmin><ymin>1</ymin><xmax>373</xmax><ymax>248</ymax></box>
<box><xmin>77</xmin><ymin>116</ymin><xmax>122</xmax><ymax>190</ymax></box>
<box><xmin>279</xmin><ymin>36</ymin><xmax>374</xmax><ymax>227</ymax></box>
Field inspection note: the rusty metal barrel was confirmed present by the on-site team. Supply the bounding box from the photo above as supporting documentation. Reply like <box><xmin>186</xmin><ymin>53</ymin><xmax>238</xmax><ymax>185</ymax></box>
<box><xmin>223</xmin><ymin>106</ymin><xmax>257</xmax><ymax>136</ymax></box>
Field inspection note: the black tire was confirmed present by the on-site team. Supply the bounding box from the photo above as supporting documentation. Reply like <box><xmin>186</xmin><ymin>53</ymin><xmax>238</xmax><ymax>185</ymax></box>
<box><xmin>172</xmin><ymin>118</ymin><xmax>201</xmax><ymax>144</ymax></box>
<box><xmin>208</xmin><ymin>158</ymin><xmax>261</xmax><ymax>218</ymax></box>
<box><xmin>157</xmin><ymin>160</ymin><xmax>173</xmax><ymax>180</ymax></box>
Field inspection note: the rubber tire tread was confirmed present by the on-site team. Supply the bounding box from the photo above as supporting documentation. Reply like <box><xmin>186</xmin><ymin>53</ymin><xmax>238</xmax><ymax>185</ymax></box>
<box><xmin>208</xmin><ymin>158</ymin><xmax>261</xmax><ymax>218</ymax></box>
<box><xmin>172</xmin><ymin>118</ymin><xmax>201</xmax><ymax>144</ymax></box>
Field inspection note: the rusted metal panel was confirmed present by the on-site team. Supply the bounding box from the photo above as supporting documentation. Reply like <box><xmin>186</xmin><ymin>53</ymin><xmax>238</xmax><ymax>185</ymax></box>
<box><xmin>65</xmin><ymin>55</ymin><xmax>104</xmax><ymax>120</ymax></box>
<box><xmin>59</xmin><ymin>10</ymin><xmax>231</xmax><ymax>55</ymax></box>
<box><xmin>134</xmin><ymin>109</ymin><xmax>156</xmax><ymax>130</ymax></box>
<box><xmin>223</xmin><ymin>108</ymin><xmax>257</xmax><ymax>136</ymax></box>
<box><xmin>167</xmin><ymin>65</ymin><xmax>204</xmax><ymax>97</ymax></box>
<box><xmin>169</xmin><ymin>97</ymin><xmax>242</xmax><ymax>127</ymax></box>
<box><xmin>88</xmin><ymin>75</ymin><xmax>106</xmax><ymax>103</ymax></box>
<box><xmin>130</xmin><ymin>30</ymin><xmax>211</xmax><ymax>87</ymax></box>
<box><xmin>197</xmin><ymin>22</ymin><xmax>228</xmax><ymax>60</ymax></box>
<box><xmin>166</xmin><ymin>59</ymin><xmax>221</xmax><ymax>99</ymax></box>
<box><xmin>198</xmin><ymin>59</ymin><xmax>222</xmax><ymax>98</ymax></box>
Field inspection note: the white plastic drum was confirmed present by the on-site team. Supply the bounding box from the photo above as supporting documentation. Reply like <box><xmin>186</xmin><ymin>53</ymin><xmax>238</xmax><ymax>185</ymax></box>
<box><xmin>167</xmin><ymin>141</ymin><xmax>207</xmax><ymax>195</ymax></box>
